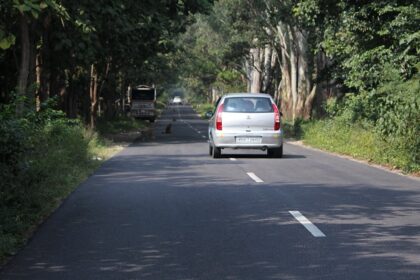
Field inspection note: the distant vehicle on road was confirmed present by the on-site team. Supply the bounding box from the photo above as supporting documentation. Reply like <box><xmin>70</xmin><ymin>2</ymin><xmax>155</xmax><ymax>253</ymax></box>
<box><xmin>208</xmin><ymin>93</ymin><xmax>283</xmax><ymax>158</ymax></box>
<box><xmin>128</xmin><ymin>85</ymin><xmax>157</xmax><ymax>122</ymax></box>
<box><xmin>171</xmin><ymin>96</ymin><xmax>183</xmax><ymax>105</ymax></box>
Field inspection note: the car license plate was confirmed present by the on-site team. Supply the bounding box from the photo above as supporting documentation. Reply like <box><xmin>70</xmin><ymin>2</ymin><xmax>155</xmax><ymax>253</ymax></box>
<box><xmin>236</xmin><ymin>137</ymin><xmax>262</xmax><ymax>144</ymax></box>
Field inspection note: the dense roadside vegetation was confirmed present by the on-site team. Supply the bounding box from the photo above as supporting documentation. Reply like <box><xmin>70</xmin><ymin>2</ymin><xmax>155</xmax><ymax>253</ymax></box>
<box><xmin>300</xmin><ymin>67</ymin><xmax>419</xmax><ymax>172</ymax></box>
<box><xmin>0</xmin><ymin>104</ymin><xmax>119</xmax><ymax>262</ymax></box>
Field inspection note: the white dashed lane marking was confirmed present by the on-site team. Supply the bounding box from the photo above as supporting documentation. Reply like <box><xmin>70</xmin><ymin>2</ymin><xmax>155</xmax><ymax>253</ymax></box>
<box><xmin>289</xmin><ymin>211</ymin><xmax>326</xmax><ymax>238</ymax></box>
<box><xmin>247</xmin><ymin>172</ymin><xmax>264</xmax><ymax>183</ymax></box>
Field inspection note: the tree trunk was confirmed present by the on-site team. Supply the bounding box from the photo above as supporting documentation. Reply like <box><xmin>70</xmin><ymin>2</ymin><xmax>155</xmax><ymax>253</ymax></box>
<box><xmin>99</xmin><ymin>59</ymin><xmax>112</xmax><ymax>118</ymax></box>
<box><xmin>16</xmin><ymin>14</ymin><xmax>31</xmax><ymax>116</ymax></box>
<box><xmin>294</xmin><ymin>27</ymin><xmax>315</xmax><ymax>120</ymax></box>
<box><xmin>248</xmin><ymin>46</ymin><xmax>263</xmax><ymax>93</ymax></box>
<box><xmin>289</xmin><ymin>25</ymin><xmax>299</xmax><ymax>122</ymax></box>
<box><xmin>35</xmin><ymin>52</ymin><xmax>42</xmax><ymax>111</ymax></box>
<box><xmin>90</xmin><ymin>64</ymin><xmax>99</xmax><ymax>128</ymax></box>
<box><xmin>261</xmin><ymin>44</ymin><xmax>276</xmax><ymax>94</ymax></box>
<box><xmin>276</xmin><ymin>23</ymin><xmax>316</xmax><ymax>122</ymax></box>
<box><xmin>36</xmin><ymin>12</ymin><xmax>51</xmax><ymax>111</ymax></box>
<box><xmin>277</xmin><ymin>23</ymin><xmax>293</xmax><ymax>120</ymax></box>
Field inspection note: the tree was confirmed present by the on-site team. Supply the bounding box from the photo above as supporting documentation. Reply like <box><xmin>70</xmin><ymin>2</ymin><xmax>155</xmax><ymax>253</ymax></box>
<box><xmin>0</xmin><ymin>0</ymin><xmax>213</xmax><ymax>126</ymax></box>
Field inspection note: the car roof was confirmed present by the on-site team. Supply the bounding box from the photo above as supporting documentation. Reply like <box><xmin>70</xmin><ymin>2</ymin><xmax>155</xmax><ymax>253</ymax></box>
<box><xmin>222</xmin><ymin>93</ymin><xmax>272</xmax><ymax>99</ymax></box>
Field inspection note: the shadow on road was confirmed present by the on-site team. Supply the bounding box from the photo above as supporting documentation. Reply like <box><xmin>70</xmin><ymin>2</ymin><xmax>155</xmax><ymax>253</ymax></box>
<box><xmin>2</xmin><ymin>148</ymin><xmax>419</xmax><ymax>280</ymax></box>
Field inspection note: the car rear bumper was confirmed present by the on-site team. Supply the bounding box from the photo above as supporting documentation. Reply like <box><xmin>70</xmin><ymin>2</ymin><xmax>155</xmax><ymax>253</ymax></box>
<box><xmin>211</xmin><ymin>130</ymin><xmax>283</xmax><ymax>149</ymax></box>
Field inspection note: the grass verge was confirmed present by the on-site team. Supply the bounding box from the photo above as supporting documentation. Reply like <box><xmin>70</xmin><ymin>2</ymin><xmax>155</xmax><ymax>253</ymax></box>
<box><xmin>296</xmin><ymin>119</ymin><xmax>419</xmax><ymax>174</ymax></box>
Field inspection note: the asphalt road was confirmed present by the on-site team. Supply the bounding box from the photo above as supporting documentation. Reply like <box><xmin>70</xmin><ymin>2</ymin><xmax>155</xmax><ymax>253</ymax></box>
<box><xmin>1</xmin><ymin>104</ymin><xmax>420</xmax><ymax>280</ymax></box>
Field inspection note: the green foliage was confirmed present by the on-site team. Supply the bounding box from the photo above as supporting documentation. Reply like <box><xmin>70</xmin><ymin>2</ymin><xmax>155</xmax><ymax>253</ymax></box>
<box><xmin>374</xmin><ymin>67</ymin><xmax>420</xmax><ymax>167</ymax></box>
<box><xmin>193</xmin><ymin>102</ymin><xmax>215</xmax><ymax>119</ymax></box>
<box><xmin>13</xmin><ymin>0</ymin><xmax>48</xmax><ymax>18</ymax></box>
<box><xmin>314</xmin><ymin>0</ymin><xmax>420</xmax><ymax>171</ymax></box>
<box><xmin>0</xmin><ymin>102</ymin><xmax>114</xmax><ymax>263</ymax></box>
<box><xmin>175</xmin><ymin>0</ymin><xmax>252</xmax><ymax>101</ymax></box>
<box><xmin>0</xmin><ymin>0</ymin><xmax>214</xmax><ymax>118</ymax></box>
<box><xmin>322</xmin><ymin>64</ymin><xmax>419</xmax><ymax>170</ymax></box>
<box><xmin>0</xmin><ymin>29</ymin><xmax>15</xmax><ymax>50</ymax></box>
<box><xmin>301</xmin><ymin>119</ymin><xmax>419</xmax><ymax>172</ymax></box>
<box><xmin>282</xmin><ymin>119</ymin><xmax>304</xmax><ymax>139</ymax></box>
<box><xmin>322</xmin><ymin>1</ymin><xmax>419</xmax><ymax>91</ymax></box>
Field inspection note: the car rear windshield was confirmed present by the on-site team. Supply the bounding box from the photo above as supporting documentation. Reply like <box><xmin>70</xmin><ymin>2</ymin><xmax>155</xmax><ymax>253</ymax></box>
<box><xmin>223</xmin><ymin>97</ymin><xmax>273</xmax><ymax>113</ymax></box>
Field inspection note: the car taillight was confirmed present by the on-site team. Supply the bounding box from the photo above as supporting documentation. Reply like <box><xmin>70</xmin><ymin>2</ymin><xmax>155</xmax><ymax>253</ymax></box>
<box><xmin>216</xmin><ymin>104</ymin><xmax>224</xmax><ymax>130</ymax></box>
<box><xmin>273</xmin><ymin>103</ymin><xmax>280</xmax><ymax>130</ymax></box>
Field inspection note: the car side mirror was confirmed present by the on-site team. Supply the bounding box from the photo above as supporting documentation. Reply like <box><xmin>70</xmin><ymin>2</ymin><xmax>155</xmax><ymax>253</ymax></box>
<box><xmin>205</xmin><ymin>111</ymin><xmax>214</xmax><ymax>119</ymax></box>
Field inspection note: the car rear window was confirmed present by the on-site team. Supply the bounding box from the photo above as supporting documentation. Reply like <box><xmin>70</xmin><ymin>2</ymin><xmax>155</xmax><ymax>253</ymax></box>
<box><xmin>223</xmin><ymin>97</ymin><xmax>273</xmax><ymax>113</ymax></box>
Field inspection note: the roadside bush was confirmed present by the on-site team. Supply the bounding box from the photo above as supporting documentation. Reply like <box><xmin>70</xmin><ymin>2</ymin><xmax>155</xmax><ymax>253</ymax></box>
<box><xmin>302</xmin><ymin>117</ymin><xmax>418</xmax><ymax>172</ymax></box>
<box><xmin>374</xmin><ymin>70</ymin><xmax>419</xmax><ymax>169</ymax></box>
<box><xmin>0</xmin><ymin>117</ymin><xmax>33</xmax><ymax>255</ymax></box>
<box><xmin>282</xmin><ymin>119</ymin><xmax>304</xmax><ymax>139</ymax></box>
<box><xmin>0</xmin><ymin>102</ymin><xmax>111</xmax><ymax>262</ymax></box>
<box><xmin>319</xmin><ymin>64</ymin><xmax>420</xmax><ymax>172</ymax></box>
<box><xmin>194</xmin><ymin>103</ymin><xmax>214</xmax><ymax>118</ymax></box>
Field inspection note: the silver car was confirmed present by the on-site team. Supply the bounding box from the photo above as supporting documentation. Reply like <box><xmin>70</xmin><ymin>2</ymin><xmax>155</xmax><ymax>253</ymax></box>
<box><xmin>208</xmin><ymin>93</ymin><xmax>283</xmax><ymax>158</ymax></box>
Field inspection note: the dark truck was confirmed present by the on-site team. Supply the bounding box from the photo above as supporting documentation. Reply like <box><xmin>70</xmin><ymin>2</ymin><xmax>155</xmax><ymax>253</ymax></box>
<box><xmin>128</xmin><ymin>85</ymin><xmax>157</xmax><ymax>122</ymax></box>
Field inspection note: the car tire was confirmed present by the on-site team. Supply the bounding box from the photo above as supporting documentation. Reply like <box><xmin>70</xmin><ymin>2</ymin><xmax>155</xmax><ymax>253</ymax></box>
<box><xmin>212</xmin><ymin>145</ymin><xmax>221</xmax><ymax>158</ymax></box>
<box><xmin>209</xmin><ymin>144</ymin><xmax>213</xmax><ymax>156</ymax></box>
<box><xmin>268</xmin><ymin>145</ymin><xmax>283</xmax><ymax>158</ymax></box>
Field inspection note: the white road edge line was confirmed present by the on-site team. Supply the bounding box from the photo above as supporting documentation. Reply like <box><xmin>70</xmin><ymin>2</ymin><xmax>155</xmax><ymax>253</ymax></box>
<box><xmin>289</xmin><ymin>211</ymin><xmax>326</xmax><ymax>237</ymax></box>
<box><xmin>247</xmin><ymin>172</ymin><xmax>264</xmax><ymax>183</ymax></box>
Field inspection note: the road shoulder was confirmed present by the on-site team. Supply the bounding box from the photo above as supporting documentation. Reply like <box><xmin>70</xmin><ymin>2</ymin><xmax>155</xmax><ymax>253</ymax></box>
<box><xmin>286</xmin><ymin>139</ymin><xmax>420</xmax><ymax>180</ymax></box>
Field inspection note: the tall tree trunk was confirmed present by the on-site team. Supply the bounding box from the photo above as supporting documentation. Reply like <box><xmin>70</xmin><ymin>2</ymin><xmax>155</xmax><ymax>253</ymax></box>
<box><xmin>28</xmin><ymin>21</ymin><xmax>37</xmax><ymax>103</ymax></box>
<box><xmin>35</xmin><ymin>52</ymin><xmax>42</xmax><ymax>110</ymax></box>
<box><xmin>289</xmin><ymin>25</ymin><xmax>299</xmax><ymax>122</ymax></box>
<box><xmin>277</xmin><ymin>23</ymin><xmax>293</xmax><ymax>120</ymax></box>
<box><xmin>261</xmin><ymin>44</ymin><xmax>276</xmax><ymax>94</ymax></box>
<box><xmin>276</xmin><ymin>23</ymin><xmax>316</xmax><ymax>122</ymax></box>
<box><xmin>16</xmin><ymin>13</ymin><xmax>31</xmax><ymax>116</ymax></box>
<box><xmin>248</xmin><ymin>46</ymin><xmax>263</xmax><ymax>93</ymax></box>
<box><xmin>295</xmin><ymin>28</ymin><xmax>316</xmax><ymax>119</ymax></box>
<box><xmin>90</xmin><ymin>64</ymin><xmax>99</xmax><ymax>128</ymax></box>
<box><xmin>36</xmin><ymin>12</ymin><xmax>51</xmax><ymax>111</ymax></box>
<box><xmin>98</xmin><ymin>58</ymin><xmax>112</xmax><ymax>118</ymax></box>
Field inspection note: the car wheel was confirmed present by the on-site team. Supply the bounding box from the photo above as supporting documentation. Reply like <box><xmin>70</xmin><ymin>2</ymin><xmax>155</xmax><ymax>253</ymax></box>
<box><xmin>212</xmin><ymin>145</ymin><xmax>221</xmax><ymax>158</ymax></box>
<box><xmin>268</xmin><ymin>145</ymin><xmax>283</xmax><ymax>158</ymax></box>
